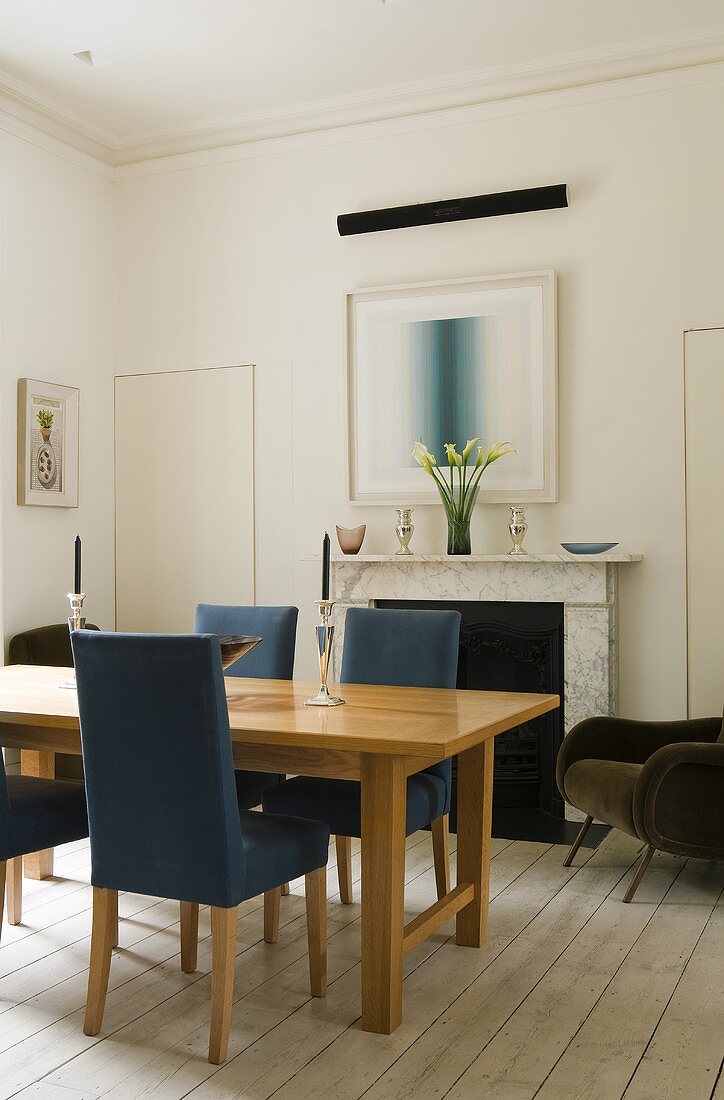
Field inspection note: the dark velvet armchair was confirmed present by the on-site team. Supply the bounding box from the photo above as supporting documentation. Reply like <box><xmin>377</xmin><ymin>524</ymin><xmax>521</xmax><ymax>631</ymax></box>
<box><xmin>557</xmin><ymin>715</ymin><xmax>724</xmax><ymax>901</ymax></box>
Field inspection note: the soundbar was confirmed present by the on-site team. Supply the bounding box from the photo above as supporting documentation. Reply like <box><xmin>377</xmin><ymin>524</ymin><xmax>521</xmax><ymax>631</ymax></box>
<box><xmin>337</xmin><ymin>183</ymin><xmax>569</xmax><ymax>236</ymax></box>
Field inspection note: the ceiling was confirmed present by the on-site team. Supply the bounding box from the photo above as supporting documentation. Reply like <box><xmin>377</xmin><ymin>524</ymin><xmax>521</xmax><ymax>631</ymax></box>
<box><xmin>1</xmin><ymin>0</ymin><xmax>723</xmax><ymax>162</ymax></box>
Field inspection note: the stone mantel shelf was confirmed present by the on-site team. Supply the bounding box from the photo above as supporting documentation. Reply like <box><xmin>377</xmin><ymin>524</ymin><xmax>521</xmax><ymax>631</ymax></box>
<box><xmin>326</xmin><ymin>553</ymin><xmax>642</xmax><ymax>564</ymax></box>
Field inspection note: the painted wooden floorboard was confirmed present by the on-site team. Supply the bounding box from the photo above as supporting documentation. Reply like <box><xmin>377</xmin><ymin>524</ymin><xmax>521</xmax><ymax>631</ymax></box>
<box><xmin>1</xmin><ymin>835</ymin><xmax>721</xmax><ymax>1100</ymax></box>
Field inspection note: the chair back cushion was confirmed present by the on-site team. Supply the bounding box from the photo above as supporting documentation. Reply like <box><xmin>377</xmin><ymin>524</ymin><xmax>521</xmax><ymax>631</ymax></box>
<box><xmin>8</xmin><ymin>623</ymin><xmax>99</xmax><ymax>667</ymax></box>
<box><xmin>72</xmin><ymin>631</ymin><xmax>245</xmax><ymax>907</ymax></box>
<box><xmin>340</xmin><ymin>607</ymin><xmax>461</xmax><ymax>785</ymax></box>
<box><xmin>194</xmin><ymin>605</ymin><xmax>298</xmax><ymax>679</ymax></box>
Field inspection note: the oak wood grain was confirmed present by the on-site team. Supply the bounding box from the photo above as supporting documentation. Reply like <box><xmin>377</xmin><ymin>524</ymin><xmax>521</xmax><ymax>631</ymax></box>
<box><xmin>456</xmin><ymin>738</ymin><xmax>495</xmax><ymax>947</ymax></box>
<box><xmin>209</xmin><ymin>906</ymin><xmax>238</xmax><ymax>1064</ymax></box>
<box><xmin>20</xmin><ymin>750</ymin><xmax>55</xmax><ymax>879</ymax></box>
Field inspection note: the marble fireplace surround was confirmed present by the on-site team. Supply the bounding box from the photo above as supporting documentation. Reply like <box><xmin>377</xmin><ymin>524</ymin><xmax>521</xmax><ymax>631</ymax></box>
<box><xmin>330</xmin><ymin>553</ymin><xmax>643</xmax><ymax>745</ymax></box>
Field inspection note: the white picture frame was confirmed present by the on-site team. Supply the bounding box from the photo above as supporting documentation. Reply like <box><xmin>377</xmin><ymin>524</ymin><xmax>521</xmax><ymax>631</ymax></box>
<box><xmin>17</xmin><ymin>378</ymin><xmax>79</xmax><ymax>507</ymax></box>
<box><xmin>346</xmin><ymin>270</ymin><xmax>558</xmax><ymax>504</ymax></box>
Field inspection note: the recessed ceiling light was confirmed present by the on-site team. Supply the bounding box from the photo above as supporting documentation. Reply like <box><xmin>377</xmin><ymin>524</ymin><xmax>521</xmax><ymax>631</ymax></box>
<box><xmin>73</xmin><ymin>50</ymin><xmax>110</xmax><ymax>69</ymax></box>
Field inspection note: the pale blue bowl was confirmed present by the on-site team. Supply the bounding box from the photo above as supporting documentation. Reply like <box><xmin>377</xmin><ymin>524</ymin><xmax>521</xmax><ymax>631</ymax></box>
<box><xmin>561</xmin><ymin>542</ymin><xmax>619</xmax><ymax>555</ymax></box>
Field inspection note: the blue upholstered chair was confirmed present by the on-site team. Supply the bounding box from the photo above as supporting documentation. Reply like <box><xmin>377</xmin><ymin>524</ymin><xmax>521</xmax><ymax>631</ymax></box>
<box><xmin>0</xmin><ymin>747</ymin><xmax>88</xmax><ymax>939</ymax></box>
<box><xmin>72</xmin><ymin>630</ymin><xmax>329</xmax><ymax>1064</ymax></box>
<box><xmin>194</xmin><ymin>604</ymin><xmax>298</xmax><ymax>811</ymax></box>
<box><xmin>263</xmin><ymin>607</ymin><xmax>461</xmax><ymax>907</ymax></box>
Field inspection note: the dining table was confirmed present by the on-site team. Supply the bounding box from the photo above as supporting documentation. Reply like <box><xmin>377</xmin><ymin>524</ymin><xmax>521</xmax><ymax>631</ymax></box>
<box><xmin>0</xmin><ymin>664</ymin><xmax>559</xmax><ymax>1034</ymax></box>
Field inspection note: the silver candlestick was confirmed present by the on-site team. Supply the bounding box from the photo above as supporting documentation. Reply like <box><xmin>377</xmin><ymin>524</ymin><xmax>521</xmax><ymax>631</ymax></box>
<box><xmin>508</xmin><ymin>506</ymin><xmax>529</xmax><ymax>556</ymax></box>
<box><xmin>305</xmin><ymin>600</ymin><xmax>345</xmax><ymax>707</ymax></box>
<box><xmin>60</xmin><ymin>592</ymin><xmax>87</xmax><ymax>689</ymax></box>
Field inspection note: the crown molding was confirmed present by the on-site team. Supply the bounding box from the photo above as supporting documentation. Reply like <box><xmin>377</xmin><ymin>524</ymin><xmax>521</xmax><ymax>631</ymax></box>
<box><xmin>1</xmin><ymin>23</ymin><xmax>724</xmax><ymax>174</ymax></box>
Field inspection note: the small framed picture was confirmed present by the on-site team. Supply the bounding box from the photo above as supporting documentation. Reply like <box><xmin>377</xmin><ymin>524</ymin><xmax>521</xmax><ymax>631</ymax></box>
<box><xmin>17</xmin><ymin>379</ymin><xmax>79</xmax><ymax>507</ymax></box>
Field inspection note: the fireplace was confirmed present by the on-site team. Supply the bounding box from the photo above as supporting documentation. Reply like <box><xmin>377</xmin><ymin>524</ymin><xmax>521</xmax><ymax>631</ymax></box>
<box><xmin>377</xmin><ymin>600</ymin><xmax>565</xmax><ymax>833</ymax></box>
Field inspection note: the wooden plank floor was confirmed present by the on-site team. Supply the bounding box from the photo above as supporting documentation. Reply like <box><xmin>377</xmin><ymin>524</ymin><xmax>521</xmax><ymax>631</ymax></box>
<box><xmin>0</xmin><ymin>832</ymin><xmax>721</xmax><ymax>1100</ymax></box>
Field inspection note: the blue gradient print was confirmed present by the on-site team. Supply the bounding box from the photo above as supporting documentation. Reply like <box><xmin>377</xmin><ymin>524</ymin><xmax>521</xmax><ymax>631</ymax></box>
<box><xmin>409</xmin><ymin>316</ymin><xmax>484</xmax><ymax>463</ymax></box>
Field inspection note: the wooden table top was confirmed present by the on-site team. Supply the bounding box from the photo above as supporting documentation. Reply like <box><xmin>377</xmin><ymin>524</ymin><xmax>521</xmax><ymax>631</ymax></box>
<box><xmin>0</xmin><ymin>665</ymin><xmax>559</xmax><ymax>760</ymax></box>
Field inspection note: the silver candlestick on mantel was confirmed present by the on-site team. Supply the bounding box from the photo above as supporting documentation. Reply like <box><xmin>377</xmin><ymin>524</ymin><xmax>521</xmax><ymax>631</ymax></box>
<box><xmin>305</xmin><ymin>600</ymin><xmax>345</xmax><ymax>707</ymax></box>
<box><xmin>395</xmin><ymin>507</ymin><xmax>414</xmax><ymax>555</ymax></box>
<box><xmin>508</xmin><ymin>506</ymin><xmax>529</xmax><ymax>555</ymax></box>
<box><xmin>60</xmin><ymin>591</ymin><xmax>87</xmax><ymax>689</ymax></box>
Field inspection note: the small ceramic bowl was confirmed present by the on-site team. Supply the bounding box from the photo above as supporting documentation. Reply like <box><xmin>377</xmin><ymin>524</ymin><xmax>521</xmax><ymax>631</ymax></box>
<box><xmin>216</xmin><ymin>635</ymin><xmax>262</xmax><ymax>669</ymax></box>
<box><xmin>561</xmin><ymin>542</ymin><xmax>619</xmax><ymax>555</ymax></box>
<box><xmin>336</xmin><ymin>524</ymin><xmax>366</xmax><ymax>555</ymax></box>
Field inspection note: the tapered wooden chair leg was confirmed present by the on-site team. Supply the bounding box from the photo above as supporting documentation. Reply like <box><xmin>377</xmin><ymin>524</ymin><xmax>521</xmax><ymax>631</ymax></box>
<box><xmin>563</xmin><ymin>815</ymin><xmax>594</xmax><ymax>867</ymax></box>
<box><xmin>180</xmin><ymin>901</ymin><xmax>199</xmax><ymax>972</ymax></box>
<box><xmin>264</xmin><ymin>888</ymin><xmax>281</xmax><ymax>943</ymax></box>
<box><xmin>7</xmin><ymin>856</ymin><xmax>22</xmax><ymax>926</ymax></box>
<box><xmin>336</xmin><ymin>835</ymin><xmax>353</xmax><ymax>904</ymax></box>
<box><xmin>84</xmin><ymin>887</ymin><xmax>117</xmax><ymax>1036</ymax></box>
<box><xmin>431</xmin><ymin>814</ymin><xmax>451</xmax><ymax>900</ymax></box>
<box><xmin>623</xmin><ymin>845</ymin><xmax>655</xmax><ymax>903</ymax></box>
<box><xmin>208</xmin><ymin>906</ymin><xmax>238</xmax><ymax>1064</ymax></box>
<box><xmin>305</xmin><ymin>866</ymin><xmax>327</xmax><ymax>997</ymax></box>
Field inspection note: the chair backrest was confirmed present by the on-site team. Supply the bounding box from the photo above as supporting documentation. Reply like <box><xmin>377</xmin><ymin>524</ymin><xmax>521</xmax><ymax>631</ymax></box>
<box><xmin>8</xmin><ymin>623</ymin><xmax>99</xmax><ymax>667</ymax></box>
<box><xmin>72</xmin><ymin>631</ymin><xmax>246</xmax><ymax>908</ymax></box>
<box><xmin>340</xmin><ymin>607</ymin><xmax>461</xmax><ymax>785</ymax></box>
<box><xmin>194</xmin><ymin>605</ymin><xmax>298</xmax><ymax>679</ymax></box>
<box><xmin>0</xmin><ymin>751</ymin><xmax>12</xmax><ymax>861</ymax></box>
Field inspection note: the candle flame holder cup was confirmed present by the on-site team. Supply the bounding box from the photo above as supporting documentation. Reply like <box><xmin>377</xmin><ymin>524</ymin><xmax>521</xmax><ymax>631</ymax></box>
<box><xmin>305</xmin><ymin>600</ymin><xmax>345</xmax><ymax>707</ymax></box>
<box><xmin>61</xmin><ymin>592</ymin><xmax>86</xmax><ymax>690</ymax></box>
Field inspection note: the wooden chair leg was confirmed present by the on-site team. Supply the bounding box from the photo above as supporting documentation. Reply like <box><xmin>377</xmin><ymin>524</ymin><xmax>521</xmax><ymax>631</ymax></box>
<box><xmin>431</xmin><ymin>815</ymin><xmax>451</xmax><ymax>900</ymax></box>
<box><xmin>7</xmin><ymin>856</ymin><xmax>22</xmax><ymax>926</ymax></box>
<box><xmin>0</xmin><ymin>861</ymin><xmax>6</xmax><ymax>941</ymax></box>
<box><xmin>336</xmin><ymin>835</ymin><xmax>353</xmax><ymax>904</ymax></box>
<box><xmin>264</xmin><ymin>888</ymin><xmax>281</xmax><ymax>943</ymax></box>
<box><xmin>623</xmin><ymin>845</ymin><xmax>655</xmax><ymax>903</ymax></box>
<box><xmin>281</xmin><ymin>882</ymin><xmax>290</xmax><ymax>896</ymax></box>
<box><xmin>305</xmin><ymin>866</ymin><xmax>327</xmax><ymax>997</ymax></box>
<box><xmin>109</xmin><ymin>886</ymin><xmax>119</xmax><ymax>948</ymax></box>
<box><xmin>563</xmin><ymin>814</ymin><xmax>594</xmax><ymax>867</ymax></box>
<box><xmin>180</xmin><ymin>901</ymin><xmax>199</xmax><ymax>972</ymax></box>
<box><xmin>208</xmin><ymin>906</ymin><xmax>238</xmax><ymax>1064</ymax></box>
<box><xmin>84</xmin><ymin>887</ymin><xmax>117</xmax><ymax>1036</ymax></box>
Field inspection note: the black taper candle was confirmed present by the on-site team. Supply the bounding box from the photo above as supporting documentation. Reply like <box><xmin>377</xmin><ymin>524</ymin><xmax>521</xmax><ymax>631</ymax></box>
<box><xmin>74</xmin><ymin>535</ymin><xmax>82</xmax><ymax>595</ymax></box>
<box><xmin>322</xmin><ymin>532</ymin><xmax>330</xmax><ymax>601</ymax></box>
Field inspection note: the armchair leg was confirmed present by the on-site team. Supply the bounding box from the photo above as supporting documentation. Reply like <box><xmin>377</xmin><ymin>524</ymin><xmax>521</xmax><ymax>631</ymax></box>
<box><xmin>431</xmin><ymin>814</ymin><xmax>451</xmax><ymax>900</ymax></box>
<box><xmin>209</xmin><ymin>906</ymin><xmax>238</xmax><ymax>1064</ymax></box>
<box><xmin>336</xmin><ymin>835</ymin><xmax>353</xmax><ymax>904</ymax></box>
<box><xmin>84</xmin><ymin>887</ymin><xmax>117</xmax><ymax>1036</ymax></box>
<box><xmin>180</xmin><ymin>901</ymin><xmax>199</xmax><ymax>972</ymax></box>
<box><xmin>264</xmin><ymin>888</ymin><xmax>281</xmax><ymax>943</ymax></box>
<box><xmin>7</xmin><ymin>857</ymin><xmax>22</xmax><ymax>926</ymax></box>
<box><xmin>305</xmin><ymin>867</ymin><xmax>327</xmax><ymax>997</ymax></box>
<box><xmin>623</xmin><ymin>845</ymin><xmax>655</xmax><ymax>903</ymax></box>
<box><xmin>563</xmin><ymin>815</ymin><xmax>594</xmax><ymax>867</ymax></box>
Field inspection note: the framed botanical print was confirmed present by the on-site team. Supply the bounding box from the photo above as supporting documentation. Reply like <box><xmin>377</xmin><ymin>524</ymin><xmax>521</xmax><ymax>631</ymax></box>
<box><xmin>346</xmin><ymin>270</ymin><xmax>558</xmax><ymax>504</ymax></box>
<box><xmin>17</xmin><ymin>378</ymin><xmax>79</xmax><ymax>507</ymax></box>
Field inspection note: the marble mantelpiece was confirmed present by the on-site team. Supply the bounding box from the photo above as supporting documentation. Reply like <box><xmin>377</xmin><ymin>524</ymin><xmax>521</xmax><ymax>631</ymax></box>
<box><xmin>329</xmin><ymin>553</ymin><xmax>642</xmax><ymax>738</ymax></box>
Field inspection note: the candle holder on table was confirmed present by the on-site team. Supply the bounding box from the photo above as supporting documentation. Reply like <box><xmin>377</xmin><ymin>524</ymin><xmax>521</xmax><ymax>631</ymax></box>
<box><xmin>305</xmin><ymin>600</ymin><xmax>345</xmax><ymax>707</ymax></box>
<box><xmin>60</xmin><ymin>592</ymin><xmax>86</xmax><ymax>689</ymax></box>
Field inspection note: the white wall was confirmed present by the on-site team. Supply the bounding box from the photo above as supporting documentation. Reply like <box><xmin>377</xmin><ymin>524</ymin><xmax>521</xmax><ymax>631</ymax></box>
<box><xmin>113</xmin><ymin>73</ymin><xmax>723</xmax><ymax>714</ymax></box>
<box><xmin>0</xmin><ymin>133</ymin><xmax>116</xmax><ymax>649</ymax></box>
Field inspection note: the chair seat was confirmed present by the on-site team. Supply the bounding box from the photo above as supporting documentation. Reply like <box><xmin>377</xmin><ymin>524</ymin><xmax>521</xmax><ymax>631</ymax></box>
<box><xmin>262</xmin><ymin>772</ymin><xmax>448</xmax><ymax>840</ymax></box>
<box><xmin>239</xmin><ymin>810</ymin><xmax>329</xmax><ymax>898</ymax></box>
<box><xmin>3</xmin><ymin>776</ymin><xmax>88</xmax><ymax>860</ymax></box>
<box><xmin>564</xmin><ymin>759</ymin><xmax>643</xmax><ymax>839</ymax></box>
<box><xmin>234</xmin><ymin>770</ymin><xmax>282</xmax><ymax>810</ymax></box>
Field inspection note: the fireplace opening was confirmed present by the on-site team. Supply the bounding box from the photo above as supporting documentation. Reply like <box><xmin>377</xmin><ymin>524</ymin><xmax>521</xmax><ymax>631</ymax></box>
<box><xmin>376</xmin><ymin>599</ymin><xmax>573</xmax><ymax>843</ymax></box>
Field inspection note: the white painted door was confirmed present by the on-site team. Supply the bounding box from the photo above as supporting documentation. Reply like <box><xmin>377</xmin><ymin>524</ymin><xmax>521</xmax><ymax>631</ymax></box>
<box><xmin>115</xmin><ymin>365</ymin><xmax>255</xmax><ymax>632</ymax></box>
<box><xmin>684</xmin><ymin>329</ymin><xmax>724</xmax><ymax>718</ymax></box>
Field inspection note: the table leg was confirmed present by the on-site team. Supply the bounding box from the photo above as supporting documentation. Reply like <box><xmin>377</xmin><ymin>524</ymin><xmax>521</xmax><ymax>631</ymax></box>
<box><xmin>20</xmin><ymin>750</ymin><xmax>55</xmax><ymax>879</ymax></box>
<box><xmin>456</xmin><ymin>738</ymin><xmax>494</xmax><ymax>947</ymax></box>
<box><xmin>360</xmin><ymin>753</ymin><xmax>406</xmax><ymax>1034</ymax></box>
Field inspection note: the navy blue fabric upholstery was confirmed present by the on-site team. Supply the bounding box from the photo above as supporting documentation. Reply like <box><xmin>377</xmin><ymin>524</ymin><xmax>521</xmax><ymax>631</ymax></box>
<box><xmin>194</xmin><ymin>605</ymin><xmax>298</xmax><ymax>809</ymax></box>
<box><xmin>263</xmin><ymin>608</ymin><xmax>461</xmax><ymax>839</ymax></box>
<box><xmin>72</xmin><ymin>631</ymin><xmax>329</xmax><ymax>908</ymax></box>
<box><xmin>0</xmin><ymin>766</ymin><xmax>88</xmax><ymax>862</ymax></box>
<box><xmin>193</xmin><ymin>605</ymin><xmax>298</xmax><ymax>680</ymax></box>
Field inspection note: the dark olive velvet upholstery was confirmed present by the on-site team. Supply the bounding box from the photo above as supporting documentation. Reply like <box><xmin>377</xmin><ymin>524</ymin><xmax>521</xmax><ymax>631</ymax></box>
<box><xmin>263</xmin><ymin>608</ymin><xmax>461</xmax><ymax>838</ymax></box>
<box><xmin>71</xmin><ymin>631</ymin><xmax>329</xmax><ymax>908</ymax></box>
<box><xmin>0</xmin><ymin>764</ymin><xmax>88</xmax><ymax>862</ymax></box>
<box><xmin>557</xmin><ymin>714</ymin><xmax>724</xmax><ymax>860</ymax></box>
<box><xmin>8</xmin><ymin>622</ymin><xmax>99</xmax><ymax>667</ymax></box>
<box><xmin>193</xmin><ymin>605</ymin><xmax>299</xmax><ymax>810</ymax></box>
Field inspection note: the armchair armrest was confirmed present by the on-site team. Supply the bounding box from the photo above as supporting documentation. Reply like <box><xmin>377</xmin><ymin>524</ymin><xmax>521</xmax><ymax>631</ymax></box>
<box><xmin>556</xmin><ymin>715</ymin><xmax>721</xmax><ymax>801</ymax></box>
<box><xmin>633</xmin><ymin>741</ymin><xmax>724</xmax><ymax>857</ymax></box>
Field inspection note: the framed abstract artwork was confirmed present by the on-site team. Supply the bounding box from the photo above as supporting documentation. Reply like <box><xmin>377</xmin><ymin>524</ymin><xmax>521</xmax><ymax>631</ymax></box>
<box><xmin>346</xmin><ymin>270</ymin><xmax>558</xmax><ymax>504</ymax></box>
<box><xmin>17</xmin><ymin>378</ymin><xmax>79</xmax><ymax>507</ymax></box>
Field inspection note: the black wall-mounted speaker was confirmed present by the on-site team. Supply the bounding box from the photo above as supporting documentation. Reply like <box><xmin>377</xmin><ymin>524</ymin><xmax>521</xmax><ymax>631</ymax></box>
<box><xmin>337</xmin><ymin>183</ymin><xmax>569</xmax><ymax>236</ymax></box>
